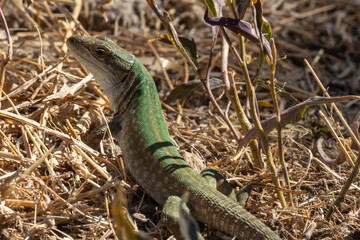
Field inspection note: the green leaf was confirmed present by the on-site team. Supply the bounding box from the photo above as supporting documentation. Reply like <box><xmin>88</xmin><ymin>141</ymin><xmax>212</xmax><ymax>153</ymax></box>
<box><xmin>159</xmin><ymin>34</ymin><xmax>199</xmax><ymax>65</ymax></box>
<box><xmin>237</xmin><ymin>0</ymin><xmax>251</xmax><ymax>19</ymax></box>
<box><xmin>164</xmin><ymin>78</ymin><xmax>225</xmax><ymax>103</ymax></box>
<box><xmin>112</xmin><ymin>187</ymin><xmax>143</xmax><ymax>240</ymax></box>
<box><xmin>204</xmin><ymin>0</ymin><xmax>217</xmax><ymax>16</ymax></box>
<box><xmin>164</xmin><ymin>80</ymin><xmax>201</xmax><ymax>103</ymax></box>
<box><xmin>261</xmin><ymin>17</ymin><xmax>272</xmax><ymax>41</ymax></box>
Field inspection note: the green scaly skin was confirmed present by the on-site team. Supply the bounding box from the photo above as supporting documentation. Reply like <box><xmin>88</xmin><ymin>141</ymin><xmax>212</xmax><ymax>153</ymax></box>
<box><xmin>67</xmin><ymin>35</ymin><xmax>281</xmax><ymax>240</ymax></box>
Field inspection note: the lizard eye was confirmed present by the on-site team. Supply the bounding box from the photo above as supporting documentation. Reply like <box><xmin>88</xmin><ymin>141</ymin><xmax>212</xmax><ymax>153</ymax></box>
<box><xmin>94</xmin><ymin>47</ymin><xmax>106</xmax><ymax>57</ymax></box>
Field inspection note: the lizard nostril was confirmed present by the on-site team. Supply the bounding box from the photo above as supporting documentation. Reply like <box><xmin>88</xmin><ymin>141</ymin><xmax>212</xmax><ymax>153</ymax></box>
<box><xmin>68</xmin><ymin>37</ymin><xmax>77</xmax><ymax>44</ymax></box>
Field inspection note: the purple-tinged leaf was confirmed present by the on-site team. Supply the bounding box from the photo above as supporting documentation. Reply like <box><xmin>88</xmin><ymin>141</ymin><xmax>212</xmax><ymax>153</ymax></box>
<box><xmin>204</xmin><ymin>8</ymin><xmax>272</xmax><ymax>57</ymax></box>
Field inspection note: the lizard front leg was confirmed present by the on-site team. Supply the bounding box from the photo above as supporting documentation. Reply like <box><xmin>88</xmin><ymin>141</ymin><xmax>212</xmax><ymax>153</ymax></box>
<box><xmin>86</xmin><ymin>118</ymin><xmax>122</xmax><ymax>148</ymax></box>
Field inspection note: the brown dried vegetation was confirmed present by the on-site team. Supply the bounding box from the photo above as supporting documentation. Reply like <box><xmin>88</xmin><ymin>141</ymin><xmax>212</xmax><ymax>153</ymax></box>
<box><xmin>0</xmin><ymin>0</ymin><xmax>359</xmax><ymax>239</ymax></box>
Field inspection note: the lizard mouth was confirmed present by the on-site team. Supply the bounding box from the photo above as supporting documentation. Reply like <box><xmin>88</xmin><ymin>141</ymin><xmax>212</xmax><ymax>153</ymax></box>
<box><xmin>66</xmin><ymin>35</ymin><xmax>122</xmax><ymax>98</ymax></box>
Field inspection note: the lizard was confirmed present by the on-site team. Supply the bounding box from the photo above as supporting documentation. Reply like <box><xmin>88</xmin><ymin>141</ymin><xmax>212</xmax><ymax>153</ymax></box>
<box><xmin>66</xmin><ymin>35</ymin><xmax>281</xmax><ymax>240</ymax></box>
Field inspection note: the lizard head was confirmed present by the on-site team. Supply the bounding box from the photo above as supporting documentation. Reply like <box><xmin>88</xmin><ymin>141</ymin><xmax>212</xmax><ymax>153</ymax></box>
<box><xmin>67</xmin><ymin>35</ymin><xmax>135</xmax><ymax>97</ymax></box>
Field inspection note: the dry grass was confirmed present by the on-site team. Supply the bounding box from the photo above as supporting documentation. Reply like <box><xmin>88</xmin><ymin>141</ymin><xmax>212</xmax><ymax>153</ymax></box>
<box><xmin>0</xmin><ymin>0</ymin><xmax>359</xmax><ymax>239</ymax></box>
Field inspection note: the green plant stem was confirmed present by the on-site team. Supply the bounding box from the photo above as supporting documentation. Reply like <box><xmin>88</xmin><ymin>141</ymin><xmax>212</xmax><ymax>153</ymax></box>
<box><xmin>221</xmin><ymin>31</ymin><xmax>262</xmax><ymax>167</ymax></box>
<box><xmin>224</xmin><ymin>3</ymin><xmax>262</xmax><ymax>167</ymax></box>
<box><xmin>219</xmin><ymin>25</ymin><xmax>286</xmax><ymax>208</ymax></box>
<box><xmin>268</xmin><ymin>39</ymin><xmax>292</xmax><ymax>207</ymax></box>
<box><xmin>227</xmin><ymin>72</ymin><xmax>263</xmax><ymax>167</ymax></box>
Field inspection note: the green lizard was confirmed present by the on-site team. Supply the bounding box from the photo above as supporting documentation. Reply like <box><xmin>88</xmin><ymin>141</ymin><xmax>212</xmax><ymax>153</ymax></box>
<box><xmin>67</xmin><ymin>35</ymin><xmax>281</xmax><ymax>240</ymax></box>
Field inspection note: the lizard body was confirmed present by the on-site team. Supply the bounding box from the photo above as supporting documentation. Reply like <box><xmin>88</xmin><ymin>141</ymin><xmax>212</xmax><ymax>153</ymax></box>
<box><xmin>67</xmin><ymin>35</ymin><xmax>281</xmax><ymax>240</ymax></box>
